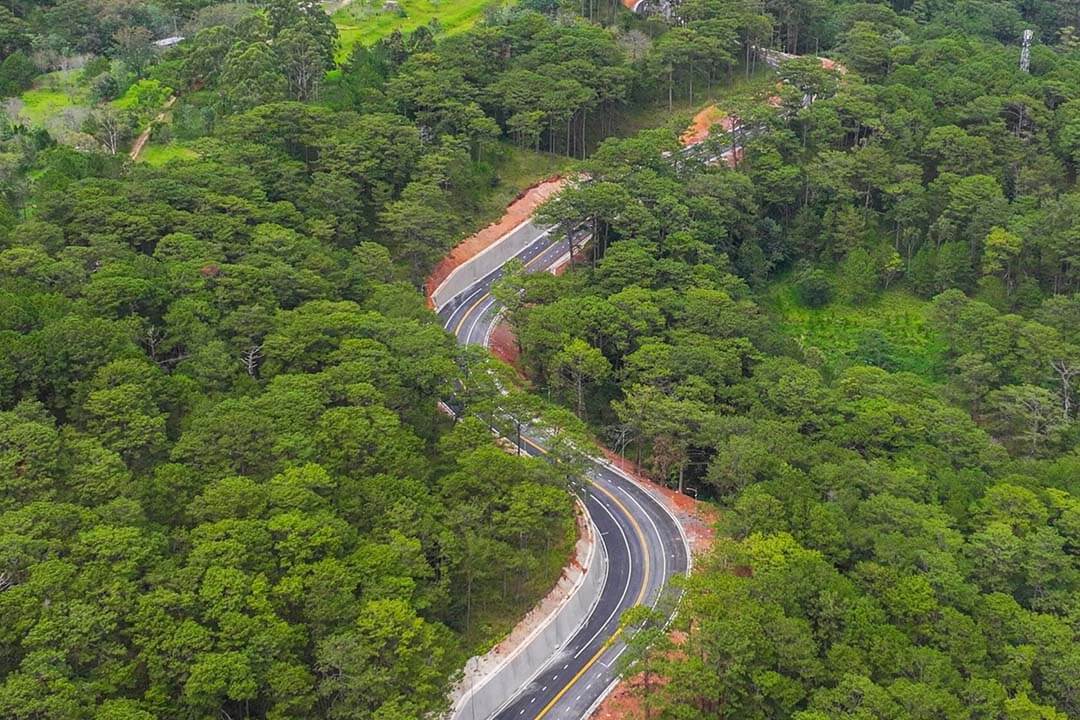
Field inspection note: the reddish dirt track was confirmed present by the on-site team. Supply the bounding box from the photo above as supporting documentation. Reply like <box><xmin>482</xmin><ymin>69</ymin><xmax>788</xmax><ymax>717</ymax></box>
<box><xmin>681</xmin><ymin>105</ymin><xmax>734</xmax><ymax>147</ymax></box>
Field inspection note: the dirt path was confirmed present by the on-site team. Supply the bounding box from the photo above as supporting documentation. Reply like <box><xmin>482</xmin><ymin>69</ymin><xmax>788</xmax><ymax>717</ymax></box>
<box><xmin>129</xmin><ymin>96</ymin><xmax>177</xmax><ymax>162</ymax></box>
<box><xmin>681</xmin><ymin>104</ymin><xmax>734</xmax><ymax>146</ymax></box>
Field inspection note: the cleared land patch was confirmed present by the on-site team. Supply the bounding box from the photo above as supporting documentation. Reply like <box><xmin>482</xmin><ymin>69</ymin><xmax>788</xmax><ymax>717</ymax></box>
<box><xmin>764</xmin><ymin>279</ymin><xmax>947</xmax><ymax>381</ymax></box>
<box><xmin>333</xmin><ymin>0</ymin><xmax>500</xmax><ymax>59</ymax></box>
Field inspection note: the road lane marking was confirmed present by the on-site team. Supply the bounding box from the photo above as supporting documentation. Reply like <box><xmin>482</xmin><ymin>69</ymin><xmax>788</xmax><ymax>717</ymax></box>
<box><xmin>465</xmin><ymin>294</ymin><xmax>498</xmax><ymax>345</ymax></box>
<box><xmin>571</xmin><ymin>491</ymin><xmax>632</xmax><ymax>659</ymax></box>
<box><xmin>525</xmin><ymin>448</ymin><xmax>652</xmax><ymax>720</ymax></box>
<box><xmin>449</xmin><ymin>234</ymin><xmax>565</xmax><ymax>338</ymax></box>
<box><xmin>614</xmin><ymin>481</ymin><xmax>667</xmax><ymax>609</ymax></box>
<box><xmin>451</xmin><ymin>283</ymin><xmax>493</xmax><ymax>336</ymax></box>
<box><xmin>600</xmin><ymin>646</ymin><xmax>627</xmax><ymax>668</ymax></box>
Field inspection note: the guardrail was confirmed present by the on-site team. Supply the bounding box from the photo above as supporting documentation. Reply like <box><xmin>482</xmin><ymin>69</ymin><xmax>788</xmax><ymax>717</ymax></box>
<box><xmin>450</xmin><ymin>500</ymin><xmax>609</xmax><ymax>720</ymax></box>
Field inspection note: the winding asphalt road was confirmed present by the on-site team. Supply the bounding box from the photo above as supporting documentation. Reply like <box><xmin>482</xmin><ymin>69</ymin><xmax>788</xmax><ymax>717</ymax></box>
<box><xmin>435</xmin><ymin>44</ymin><xmax>825</xmax><ymax>720</ymax></box>
<box><xmin>437</xmin><ymin>223</ymin><xmax>691</xmax><ymax>720</ymax></box>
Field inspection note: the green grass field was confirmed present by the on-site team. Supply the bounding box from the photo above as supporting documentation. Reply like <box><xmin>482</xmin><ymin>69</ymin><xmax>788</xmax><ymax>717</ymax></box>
<box><xmin>333</xmin><ymin>0</ymin><xmax>500</xmax><ymax>59</ymax></box>
<box><xmin>14</xmin><ymin>70</ymin><xmax>90</xmax><ymax>127</ymax></box>
<box><xmin>17</xmin><ymin>89</ymin><xmax>76</xmax><ymax>125</ymax></box>
<box><xmin>138</xmin><ymin>141</ymin><xmax>199</xmax><ymax>166</ymax></box>
<box><xmin>764</xmin><ymin>279</ymin><xmax>947</xmax><ymax>381</ymax></box>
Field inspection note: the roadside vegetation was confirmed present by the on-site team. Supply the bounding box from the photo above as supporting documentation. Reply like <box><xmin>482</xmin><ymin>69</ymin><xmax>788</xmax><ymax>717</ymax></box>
<box><xmin>0</xmin><ymin>0</ymin><xmax>1076</xmax><ymax>719</ymax></box>
<box><xmin>764</xmin><ymin>276</ymin><xmax>947</xmax><ymax>381</ymax></box>
<box><xmin>490</xmin><ymin>2</ymin><xmax>1080</xmax><ymax>719</ymax></box>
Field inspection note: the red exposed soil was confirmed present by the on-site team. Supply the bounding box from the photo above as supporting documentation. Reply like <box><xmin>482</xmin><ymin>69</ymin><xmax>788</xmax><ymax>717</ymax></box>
<box><xmin>489</xmin><ymin>316</ymin><xmax>524</xmax><ymax>372</ymax></box>
<box><xmin>551</xmin><ymin>244</ymin><xmax>593</xmax><ymax>276</ymax></box>
<box><xmin>721</xmin><ymin>145</ymin><xmax>744</xmax><ymax>168</ymax></box>
<box><xmin>681</xmin><ymin>105</ymin><xmax>735</xmax><ymax>147</ymax></box>
<box><xmin>590</xmin><ymin>679</ymin><xmax>648</xmax><ymax>720</ymax></box>
<box><xmin>820</xmin><ymin>56</ymin><xmax>847</xmax><ymax>73</ymax></box>
<box><xmin>430</xmin><ymin>102</ymin><xmax>761</xmax><ymax>309</ymax></box>
<box><xmin>601</xmin><ymin>450</ymin><xmax>718</xmax><ymax>556</ymax></box>
<box><xmin>425</xmin><ymin>176</ymin><xmax>567</xmax><ymax>306</ymax></box>
<box><xmin>590</xmin><ymin>631</ymin><xmax>691</xmax><ymax>720</ymax></box>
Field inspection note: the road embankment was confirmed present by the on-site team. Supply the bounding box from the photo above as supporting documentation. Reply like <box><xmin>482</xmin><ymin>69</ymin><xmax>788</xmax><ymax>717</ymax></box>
<box><xmin>448</xmin><ymin>502</ymin><xmax>608</xmax><ymax>720</ymax></box>
<box><xmin>427</xmin><ymin>177</ymin><xmax>565</xmax><ymax>310</ymax></box>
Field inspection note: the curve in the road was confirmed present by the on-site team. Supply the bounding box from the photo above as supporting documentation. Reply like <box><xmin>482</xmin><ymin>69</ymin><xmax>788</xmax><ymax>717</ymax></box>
<box><xmin>438</xmin><ymin>221</ymin><xmax>690</xmax><ymax>720</ymax></box>
<box><xmin>438</xmin><ymin>45</ymin><xmax>834</xmax><ymax>720</ymax></box>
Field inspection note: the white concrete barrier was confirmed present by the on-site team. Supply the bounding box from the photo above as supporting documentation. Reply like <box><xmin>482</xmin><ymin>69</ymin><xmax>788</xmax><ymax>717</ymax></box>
<box><xmin>450</xmin><ymin>504</ymin><xmax>608</xmax><ymax>720</ymax></box>
<box><xmin>432</xmin><ymin>221</ymin><xmax>554</xmax><ymax>313</ymax></box>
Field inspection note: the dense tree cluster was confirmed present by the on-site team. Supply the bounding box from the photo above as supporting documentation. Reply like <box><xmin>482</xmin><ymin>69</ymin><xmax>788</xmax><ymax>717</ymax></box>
<box><xmin>0</xmin><ymin>16</ymin><xmax>584</xmax><ymax>717</ymax></box>
<box><xmin>0</xmin><ymin>0</ymin><xmax>1078</xmax><ymax>716</ymax></box>
<box><xmin>505</xmin><ymin>121</ymin><xmax>1080</xmax><ymax>720</ymax></box>
<box><xmin>0</xmin><ymin>0</ymin><xmax>213</xmax><ymax>97</ymax></box>
<box><xmin>493</xmin><ymin>2</ymin><xmax>1080</xmax><ymax>718</ymax></box>
<box><xmin>160</xmin><ymin>0</ymin><xmax>776</xmax><ymax>160</ymax></box>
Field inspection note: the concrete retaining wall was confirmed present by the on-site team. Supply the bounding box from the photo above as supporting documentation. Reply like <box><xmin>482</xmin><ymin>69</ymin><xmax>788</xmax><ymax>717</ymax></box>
<box><xmin>450</xmin><ymin>503</ymin><xmax>608</xmax><ymax>720</ymax></box>
<box><xmin>432</xmin><ymin>220</ymin><xmax>553</xmax><ymax>312</ymax></box>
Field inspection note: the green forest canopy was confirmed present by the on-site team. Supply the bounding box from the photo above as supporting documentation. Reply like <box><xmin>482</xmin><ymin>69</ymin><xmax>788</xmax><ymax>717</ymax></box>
<box><xmin>0</xmin><ymin>0</ymin><xmax>1077</xmax><ymax>719</ymax></box>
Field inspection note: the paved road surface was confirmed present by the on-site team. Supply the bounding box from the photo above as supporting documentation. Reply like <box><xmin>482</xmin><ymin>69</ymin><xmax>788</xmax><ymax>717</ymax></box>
<box><xmin>438</xmin><ymin>223</ymin><xmax>690</xmax><ymax>720</ymax></box>
<box><xmin>437</xmin><ymin>45</ymin><xmax>820</xmax><ymax>718</ymax></box>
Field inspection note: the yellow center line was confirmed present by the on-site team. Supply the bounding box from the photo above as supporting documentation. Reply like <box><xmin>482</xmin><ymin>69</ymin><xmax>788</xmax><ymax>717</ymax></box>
<box><xmin>453</xmin><ymin>288</ymin><xmax>493</xmax><ymax>336</ymax></box>
<box><xmin>522</xmin><ymin>436</ymin><xmax>652</xmax><ymax>720</ymax></box>
<box><xmin>450</xmin><ymin>236</ymin><xmax>562</xmax><ymax>336</ymax></box>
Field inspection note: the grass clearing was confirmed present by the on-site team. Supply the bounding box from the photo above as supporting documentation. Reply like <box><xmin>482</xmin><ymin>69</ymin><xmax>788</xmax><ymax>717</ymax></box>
<box><xmin>764</xmin><ymin>278</ymin><xmax>947</xmax><ymax>381</ymax></box>
<box><xmin>13</xmin><ymin>70</ymin><xmax>92</xmax><ymax>127</ymax></box>
<box><xmin>333</xmin><ymin>0</ymin><xmax>500</xmax><ymax>59</ymax></box>
<box><xmin>138</xmin><ymin>141</ymin><xmax>199</xmax><ymax>166</ymax></box>
<box><xmin>17</xmin><ymin>89</ymin><xmax>77</xmax><ymax>126</ymax></box>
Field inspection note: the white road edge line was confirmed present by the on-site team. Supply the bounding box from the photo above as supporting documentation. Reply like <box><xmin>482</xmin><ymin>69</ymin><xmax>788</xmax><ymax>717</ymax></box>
<box><xmin>573</xmin><ymin>495</ymin><xmax>632</xmax><ymax>659</ymax></box>
<box><xmin>610</xmin><ymin>482</ymin><xmax>667</xmax><ymax>609</ymax></box>
<box><xmin>433</xmin><ymin>222</ymin><xmax>557</xmax><ymax>312</ymax></box>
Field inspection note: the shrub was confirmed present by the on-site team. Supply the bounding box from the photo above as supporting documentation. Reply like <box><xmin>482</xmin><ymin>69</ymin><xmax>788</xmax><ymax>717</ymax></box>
<box><xmin>0</xmin><ymin>51</ymin><xmax>38</xmax><ymax>97</ymax></box>
<box><xmin>79</xmin><ymin>55</ymin><xmax>111</xmax><ymax>82</ymax></box>
<box><xmin>90</xmin><ymin>72</ymin><xmax>120</xmax><ymax>102</ymax></box>
<box><xmin>794</xmin><ymin>268</ymin><xmax>833</xmax><ymax>308</ymax></box>
<box><xmin>838</xmin><ymin>247</ymin><xmax>878</xmax><ymax>304</ymax></box>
